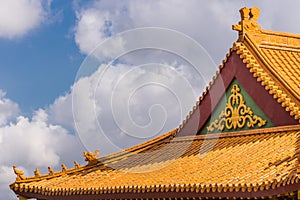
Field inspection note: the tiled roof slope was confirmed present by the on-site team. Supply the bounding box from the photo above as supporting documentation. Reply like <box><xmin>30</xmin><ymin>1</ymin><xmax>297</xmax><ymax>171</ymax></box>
<box><xmin>10</xmin><ymin>125</ymin><xmax>300</xmax><ymax>198</ymax></box>
<box><xmin>249</xmin><ymin>30</ymin><xmax>300</xmax><ymax>100</ymax></box>
<box><xmin>240</xmin><ymin>31</ymin><xmax>300</xmax><ymax>119</ymax></box>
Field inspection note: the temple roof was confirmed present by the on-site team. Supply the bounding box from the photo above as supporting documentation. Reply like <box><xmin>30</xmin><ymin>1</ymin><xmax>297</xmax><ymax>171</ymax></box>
<box><xmin>10</xmin><ymin>125</ymin><xmax>300</xmax><ymax>199</ymax></box>
<box><xmin>10</xmin><ymin>6</ymin><xmax>300</xmax><ymax>199</ymax></box>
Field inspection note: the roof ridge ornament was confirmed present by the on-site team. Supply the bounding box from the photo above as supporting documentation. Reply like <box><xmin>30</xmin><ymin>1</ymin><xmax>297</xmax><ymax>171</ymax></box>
<box><xmin>48</xmin><ymin>166</ymin><xmax>55</xmax><ymax>175</ymax></box>
<box><xmin>83</xmin><ymin>150</ymin><xmax>99</xmax><ymax>165</ymax></box>
<box><xmin>232</xmin><ymin>6</ymin><xmax>261</xmax><ymax>40</ymax></box>
<box><xmin>74</xmin><ymin>160</ymin><xmax>81</xmax><ymax>168</ymax></box>
<box><xmin>34</xmin><ymin>168</ymin><xmax>41</xmax><ymax>177</ymax></box>
<box><xmin>13</xmin><ymin>165</ymin><xmax>26</xmax><ymax>181</ymax></box>
<box><xmin>61</xmin><ymin>164</ymin><xmax>67</xmax><ymax>172</ymax></box>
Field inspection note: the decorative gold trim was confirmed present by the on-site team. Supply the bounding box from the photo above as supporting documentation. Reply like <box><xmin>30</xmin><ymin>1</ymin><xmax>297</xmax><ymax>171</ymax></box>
<box><xmin>207</xmin><ymin>84</ymin><xmax>266</xmax><ymax>132</ymax></box>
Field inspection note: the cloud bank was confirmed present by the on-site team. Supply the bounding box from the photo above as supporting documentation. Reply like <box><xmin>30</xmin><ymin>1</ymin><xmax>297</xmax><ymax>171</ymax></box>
<box><xmin>73</xmin><ymin>0</ymin><xmax>300</xmax><ymax>63</ymax></box>
<box><xmin>0</xmin><ymin>0</ymin><xmax>51</xmax><ymax>39</ymax></box>
<box><xmin>0</xmin><ymin>92</ymin><xmax>84</xmax><ymax>199</ymax></box>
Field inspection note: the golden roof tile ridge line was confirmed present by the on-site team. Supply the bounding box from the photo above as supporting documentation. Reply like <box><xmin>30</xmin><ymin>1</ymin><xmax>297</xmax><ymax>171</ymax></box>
<box><xmin>10</xmin><ymin>168</ymin><xmax>79</xmax><ymax>184</ymax></box>
<box><xmin>259</xmin><ymin>44</ymin><xmax>300</xmax><ymax>52</ymax></box>
<box><xmin>172</xmin><ymin>124</ymin><xmax>300</xmax><ymax>142</ymax></box>
<box><xmin>177</xmin><ymin>46</ymin><xmax>234</xmax><ymax>134</ymax></box>
<box><xmin>98</xmin><ymin>128</ymin><xmax>177</xmax><ymax>163</ymax></box>
<box><xmin>236</xmin><ymin>34</ymin><xmax>300</xmax><ymax>122</ymax></box>
<box><xmin>261</xmin><ymin>30</ymin><xmax>300</xmax><ymax>39</ymax></box>
<box><xmin>244</xmin><ymin>33</ymin><xmax>300</xmax><ymax>101</ymax></box>
<box><xmin>108</xmin><ymin>128</ymin><xmax>176</xmax><ymax>155</ymax></box>
<box><xmin>11</xmin><ymin>157</ymin><xmax>112</xmax><ymax>184</ymax></box>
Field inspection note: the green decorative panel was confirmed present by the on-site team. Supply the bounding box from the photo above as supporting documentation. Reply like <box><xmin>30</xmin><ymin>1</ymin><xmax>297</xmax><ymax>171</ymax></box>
<box><xmin>200</xmin><ymin>79</ymin><xmax>274</xmax><ymax>134</ymax></box>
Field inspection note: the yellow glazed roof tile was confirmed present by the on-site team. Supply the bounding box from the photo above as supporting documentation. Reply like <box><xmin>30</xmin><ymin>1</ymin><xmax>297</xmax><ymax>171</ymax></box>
<box><xmin>245</xmin><ymin>31</ymin><xmax>300</xmax><ymax>101</ymax></box>
<box><xmin>234</xmin><ymin>33</ymin><xmax>300</xmax><ymax>122</ymax></box>
<box><xmin>10</xmin><ymin>125</ymin><xmax>300</xmax><ymax>196</ymax></box>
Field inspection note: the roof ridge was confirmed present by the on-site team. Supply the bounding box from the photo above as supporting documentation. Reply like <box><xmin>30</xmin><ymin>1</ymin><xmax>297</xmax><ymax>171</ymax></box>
<box><xmin>174</xmin><ymin>124</ymin><xmax>300</xmax><ymax>142</ymax></box>
<box><xmin>100</xmin><ymin>128</ymin><xmax>177</xmax><ymax>161</ymax></box>
<box><xmin>177</xmin><ymin>46</ymin><xmax>233</xmax><ymax>134</ymax></box>
<box><xmin>262</xmin><ymin>29</ymin><xmax>300</xmax><ymax>39</ymax></box>
<box><xmin>241</xmin><ymin>34</ymin><xmax>300</xmax><ymax>120</ymax></box>
<box><xmin>11</xmin><ymin>128</ymin><xmax>178</xmax><ymax>183</ymax></box>
<box><xmin>248</xmin><ymin>30</ymin><xmax>300</xmax><ymax>52</ymax></box>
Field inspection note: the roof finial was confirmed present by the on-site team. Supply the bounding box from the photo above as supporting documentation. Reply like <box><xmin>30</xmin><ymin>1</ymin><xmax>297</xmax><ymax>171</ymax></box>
<box><xmin>74</xmin><ymin>161</ymin><xmax>80</xmax><ymax>169</ymax></box>
<box><xmin>61</xmin><ymin>164</ymin><xmax>67</xmax><ymax>172</ymax></box>
<box><xmin>83</xmin><ymin>150</ymin><xmax>99</xmax><ymax>165</ymax></box>
<box><xmin>34</xmin><ymin>168</ymin><xmax>41</xmax><ymax>177</ymax></box>
<box><xmin>48</xmin><ymin>166</ymin><xmax>55</xmax><ymax>175</ymax></box>
<box><xmin>232</xmin><ymin>7</ymin><xmax>261</xmax><ymax>40</ymax></box>
<box><xmin>13</xmin><ymin>165</ymin><xmax>26</xmax><ymax>181</ymax></box>
<box><xmin>240</xmin><ymin>7</ymin><xmax>250</xmax><ymax>20</ymax></box>
<box><xmin>250</xmin><ymin>6</ymin><xmax>260</xmax><ymax>21</ymax></box>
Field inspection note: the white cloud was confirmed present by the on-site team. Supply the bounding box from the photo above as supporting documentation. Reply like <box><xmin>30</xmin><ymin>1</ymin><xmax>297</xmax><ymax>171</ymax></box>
<box><xmin>0</xmin><ymin>0</ymin><xmax>51</xmax><ymax>39</ymax></box>
<box><xmin>0</xmin><ymin>166</ymin><xmax>17</xmax><ymax>199</ymax></box>
<box><xmin>74</xmin><ymin>8</ymin><xmax>112</xmax><ymax>54</ymax></box>
<box><xmin>0</xmin><ymin>95</ymin><xmax>84</xmax><ymax>199</ymax></box>
<box><xmin>73</xmin><ymin>1</ymin><xmax>300</xmax><ymax>63</ymax></box>
<box><xmin>0</xmin><ymin>90</ymin><xmax>19</xmax><ymax>126</ymax></box>
<box><xmin>69</xmin><ymin>60</ymin><xmax>203</xmax><ymax>155</ymax></box>
<box><xmin>73</xmin><ymin>0</ymin><xmax>238</xmax><ymax>62</ymax></box>
<box><xmin>38</xmin><ymin>59</ymin><xmax>203</xmax><ymax>155</ymax></box>
<box><xmin>48</xmin><ymin>94</ymin><xmax>74</xmax><ymax>131</ymax></box>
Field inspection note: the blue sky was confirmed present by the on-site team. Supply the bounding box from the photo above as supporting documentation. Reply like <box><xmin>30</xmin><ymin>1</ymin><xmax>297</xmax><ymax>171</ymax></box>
<box><xmin>1</xmin><ymin>0</ymin><xmax>299</xmax><ymax>116</ymax></box>
<box><xmin>1</xmin><ymin>1</ymin><xmax>300</xmax><ymax>199</ymax></box>
<box><xmin>0</xmin><ymin>1</ymin><xmax>83</xmax><ymax>114</ymax></box>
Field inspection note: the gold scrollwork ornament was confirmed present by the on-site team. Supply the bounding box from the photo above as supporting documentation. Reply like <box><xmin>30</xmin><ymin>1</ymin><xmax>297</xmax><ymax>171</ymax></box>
<box><xmin>207</xmin><ymin>84</ymin><xmax>266</xmax><ymax>132</ymax></box>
